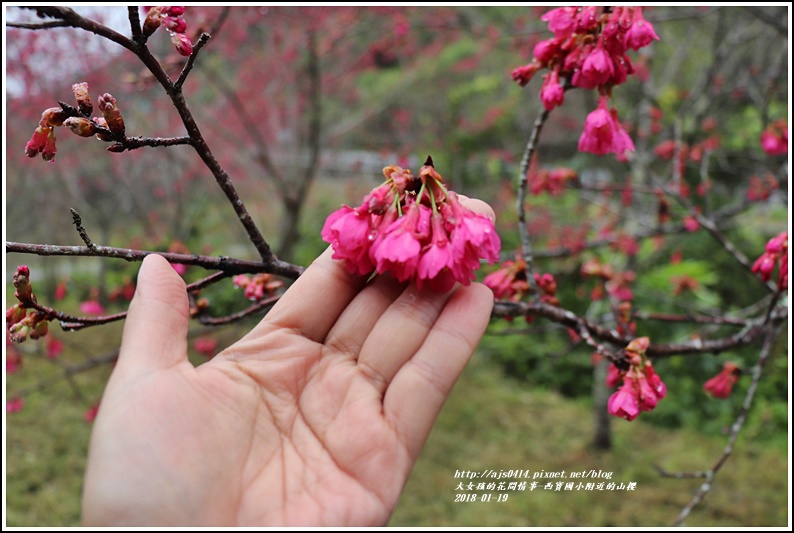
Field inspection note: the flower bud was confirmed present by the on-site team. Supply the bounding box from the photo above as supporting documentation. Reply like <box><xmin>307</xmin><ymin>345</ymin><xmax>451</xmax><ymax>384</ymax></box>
<box><xmin>42</xmin><ymin>129</ymin><xmax>57</xmax><ymax>162</ymax></box>
<box><xmin>97</xmin><ymin>93</ymin><xmax>125</xmax><ymax>135</ymax></box>
<box><xmin>6</xmin><ymin>304</ymin><xmax>27</xmax><ymax>326</ymax></box>
<box><xmin>107</xmin><ymin>143</ymin><xmax>126</xmax><ymax>153</ymax></box>
<box><xmin>25</xmin><ymin>127</ymin><xmax>50</xmax><ymax>158</ymax></box>
<box><xmin>143</xmin><ymin>6</ymin><xmax>164</xmax><ymax>37</ymax></box>
<box><xmin>71</xmin><ymin>82</ymin><xmax>93</xmax><ymax>116</ymax></box>
<box><xmin>166</xmin><ymin>6</ymin><xmax>186</xmax><ymax>16</ymax></box>
<box><xmin>29</xmin><ymin>319</ymin><xmax>49</xmax><ymax>340</ymax></box>
<box><xmin>39</xmin><ymin>107</ymin><xmax>67</xmax><ymax>128</ymax></box>
<box><xmin>163</xmin><ymin>15</ymin><xmax>187</xmax><ymax>33</ymax></box>
<box><xmin>64</xmin><ymin>117</ymin><xmax>97</xmax><ymax>137</ymax></box>
<box><xmin>13</xmin><ymin>265</ymin><xmax>33</xmax><ymax>301</ymax></box>
<box><xmin>170</xmin><ymin>31</ymin><xmax>194</xmax><ymax>56</ymax></box>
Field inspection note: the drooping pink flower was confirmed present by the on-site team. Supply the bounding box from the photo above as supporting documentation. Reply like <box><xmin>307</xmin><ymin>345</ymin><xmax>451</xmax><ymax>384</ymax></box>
<box><xmin>578</xmin><ymin>97</ymin><xmax>635</xmax><ymax>159</ymax></box>
<box><xmin>511</xmin><ymin>62</ymin><xmax>541</xmax><ymax>87</ymax></box>
<box><xmin>760</xmin><ymin>119</ymin><xmax>788</xmax><ymax>156</ymax></box>
<box><xmin>416</xmin><ymin>212</ymin><xmax>455</xmax><ymax>291</ymax></box>
<box><xmin>703</xmin><ymin>362</ymin><xmax>741</xmax><ymax>399</ymax></box>
<box><xmin>578</xmin><ymin>97</ymin><xmax>614</xmax><ymax>154</ymax></box>
<box><xmin>321</xmin><ymin>205</ymin><xmax>376</xmax><ymax>276</ymax></box>
<box><xmin>578</xmin><ymin>42</ymin><xmax>615</xmax><ymax>89</ymax></box>
<box><xmin>752</xmin><ymin>231</ymin><xmax>788</xmax><ymax>289</ymax></box>
<box><xmin>540</xmin><ymin>70</ymin><xmax>565</xmax><ymax>111</ymax></box>
<box><xmin>540</xmin><ymin>7</ymin><xmax>578</xmax><ymax>39</ymax></box>
<box><xmin>624</xmin><ymin>7</ymin><xmax>660</xmax><ymax>51</ymax></box>
<box><xmin>370</xmin><ymin>201</ymin><xmax>423</xmax><ymax>282</ymax></box>
<box><xmin>608</xmin><ymin>379</ymin><xmax>640</xmax><ymax>421</ymax></box>
<box><xmin>322</xmin><ymin>160</ymin><xmax>500</xmax><ymax>291</ymax></box>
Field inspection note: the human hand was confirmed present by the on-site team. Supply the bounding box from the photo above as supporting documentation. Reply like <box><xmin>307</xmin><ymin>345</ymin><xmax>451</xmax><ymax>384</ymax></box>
<box><xmin>82</xmin><ymin>199</ymin><xmax>496</xmax><ymax>526</ymax></box>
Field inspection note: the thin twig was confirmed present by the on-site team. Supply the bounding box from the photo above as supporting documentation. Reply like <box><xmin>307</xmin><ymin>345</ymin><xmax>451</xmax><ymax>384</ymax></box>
<box><xmin>6</xmin><ymin>241</ymin><xmax>304</xmax><ymax>279</ymax></box>
<box><xmin>69</xmin><ymin>208</ymin><xmax>95</xmax><ymax>249</ymax></box>
<box><xmin>198</xmin><ymin>295</ymin><xmax>281</xmax><ymax>326</ymax></box>
<box><xmin>670</xmin><ymin>325</ymin><xmax>780</xmax><ymax>526</ymax></box>
<box><xmin>175</xmin><ymin>33</ymin><xmax>211</xmax><ymax>90</ymax></box>
<box><xmin>516</xmin><ymin>108</ymin><xmax>551</xmax><ymax>297</ymax></box>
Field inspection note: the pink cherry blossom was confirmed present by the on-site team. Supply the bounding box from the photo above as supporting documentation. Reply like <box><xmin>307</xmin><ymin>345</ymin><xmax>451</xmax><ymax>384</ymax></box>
<box><xmin>703</xmin><ymin>362</ymin><xmax>741</xmax><ymax>399</ymax></box>
<box><xmin>607</xmin><ymin>380</ymin><xmax>640</xmax><ymax>421</ymax></box>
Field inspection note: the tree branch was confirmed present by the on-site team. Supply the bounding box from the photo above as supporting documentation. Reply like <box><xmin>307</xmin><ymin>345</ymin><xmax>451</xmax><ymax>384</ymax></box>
<box><xmin>6</xmin><ymin>241</ymin><xmax>303</xmax><ymax>279</ymax></box>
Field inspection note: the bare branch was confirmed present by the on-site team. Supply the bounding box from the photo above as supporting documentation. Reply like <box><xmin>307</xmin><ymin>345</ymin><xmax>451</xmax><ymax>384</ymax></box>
<box><xmin>516</xmin><ymin>108</ymin><xmax>551</xmax><ymax>297</ymax></box>
<box><xmin>6</xmin><ymin>241</ymin><xmax>304</xmax><ymax>279</ymax></box>
<box><xmin>670</xmin><ymin>326</ymin><xmax>781</xmax><ymax>526</ymax></box>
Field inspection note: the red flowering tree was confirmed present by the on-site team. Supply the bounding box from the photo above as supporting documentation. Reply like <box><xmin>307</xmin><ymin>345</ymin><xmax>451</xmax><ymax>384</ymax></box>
<box><xmin>5</xmin><ymin>6</ymin><xmax>788</xmax><ymax>526</ymax></box>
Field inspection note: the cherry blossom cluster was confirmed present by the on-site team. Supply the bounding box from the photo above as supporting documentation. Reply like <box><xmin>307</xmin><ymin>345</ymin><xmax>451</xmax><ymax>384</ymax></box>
<box><xmin>233</xmin><ymin>273</ymin><xmax>285</xmax><ymax>301</ymax></box>
<box><xmin>759</xmin><ymin>119</ymin><xmax>788</xmax><ymax>156</ymax></box>
<box><xmin>703</xmin><ymin>361</ymin><xmax>741</xmax><ymax>399</ymax></box>
<box><xmin>751</xmin><ymin>231</ymin><xmax>788</xmax><ymax>291</ymax></box>
<box><xmin>142</xmin><ymin>6</ymin><xmax>193</xmax><ymax>56</ymax></box>
<box><xmin>512</xmin><ymin>7</ymin><xmax>659</xmax><ymax>160</ymax></box>
<box><xmin>24</xmin><ymin>82</ymin><xmax>126</xmax><ymax>162</ymax></box>
<box><xmin>528</xmin><ymin>166</ymin><xmax>579</xmax><ymax>196</ymax></box>
<box><xmin>606</xmin><ymin>337</ymin><xmax>666</xmax><ymax>421</ymax></box>
<box><xmin>6</xmin><ymin>266</ymin><xmax>49</xmax><ymax>343</ymax></box>
<box><xmin>483</xmin><ymin>254</ymin><xmax>560</xmax><ymax>320</ymax></box>
<box><xmin>321</xmin><ymin>158</ymin><xmax>500</xmax><ymax>292</ymax></box>
<box><xmin>746</xmin><ymin>174</ymin><xmax>779</xmax><ymax>202</ymax></box>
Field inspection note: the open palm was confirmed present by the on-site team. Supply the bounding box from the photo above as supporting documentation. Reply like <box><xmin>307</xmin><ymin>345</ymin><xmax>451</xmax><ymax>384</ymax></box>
<box><xmin>82</xmin><ymin>201</ymin><xmax>494</xmax><ymax>526</ymax></box>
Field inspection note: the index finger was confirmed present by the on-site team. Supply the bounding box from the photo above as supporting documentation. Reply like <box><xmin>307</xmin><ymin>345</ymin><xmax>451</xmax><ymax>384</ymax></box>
<box><xmin>244</xmin><ymin>247</ymin><xmax>367</xmax><ymax>343</ymax></box>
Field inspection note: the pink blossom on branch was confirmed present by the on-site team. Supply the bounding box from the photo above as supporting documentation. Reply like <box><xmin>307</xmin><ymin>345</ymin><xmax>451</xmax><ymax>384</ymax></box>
<box><xmin>703</xmin><ymin>362</ymin><xmax>741</xmax><ymax>399</ymax></box>
<box><xmin>751</xmin><ymin>231</ymin><xmax>788</xmax><ymax>290</ymax></box>
<box><xmin>607</xmin><ymin>337</ymin><xmax>666</xmax><ymax>421</ymax></box>
<box><xmin>759</xmin><ymin>119</ymin><xmax>788</xmax><ymax>156</ymax></box>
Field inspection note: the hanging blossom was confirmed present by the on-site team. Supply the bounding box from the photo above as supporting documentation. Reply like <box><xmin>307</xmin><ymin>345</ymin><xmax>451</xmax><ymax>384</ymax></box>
<box><xmin>322</xmin><ymin>157</ymin><xmax>500</xmax><ymax>292</ymax></box>
<box><xmin>606</xmin><ymin>337</ymin><xmax>666</xmax><ymax>421</ymax></box>
<box><xmin>483</xmin><ymin>252</ymin><xmax>559</xmax><ymax>322</ymax></box>
<box><xmin>703</xmin><ymin>362</ymin><xmax>742</xmax><ymax>399</ymax></box>
<box><xmin>512</xmin><ymin>6</ymin><xmax>659</xmax><ymax>160</ymax></box>
<box><xmin>759</xmin><ymin>119</ymin><xmax>788</xmax><ymax>156</ymax></box>
<box><xmin>142</xmin><ymin>6</ymin><xmax>193</xmax><ymax>56</ymax></box>
<box><xmin>751</xmin><ymin>231</ymin><xmax>788</xmax><ymax>291</ymax></box>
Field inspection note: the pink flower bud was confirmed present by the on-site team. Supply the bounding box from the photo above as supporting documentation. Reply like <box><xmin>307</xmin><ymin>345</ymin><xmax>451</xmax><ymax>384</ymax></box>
<box><xmin>25</xmin><ymin>127</ymin><xmax>50</xmax><ymax>158</ymax></box>
<box><xmin>97</xmin><ymin>93</ymin><xmax>126</xmax><ymax>135</ymax></box>
<box><xmin>162</xmin><ymin>15</ymin><xmax>187</xmax><ymax>33</ymax></box>
<box><xmin>29</xmin><ymin>320</ymin><xmax>49</xmax><ymax>340</ymax></box>
<box><xmin>511</xmin><ymin>62</ymin><xmax>541</xmax><ymax>87</ymax></box>
<box><xmin>42</xmin><ymin>129</ymin><xmax>57</xmax><ymax>162</ymax></box>
<box><xmin>39</xmin><ymin>107</ymin><xmax>67</xmax><ymax>128</ymax></box>
<box><xmin>166</xmin><ymin>6</ymin><xmax>185</xmax><ymax>16</ymax></box>
<box><xmin>170</xmin><ymin>32</ymin><xmax>193</xmax><ymax>56</ymax></box>
<box><xmin>13</xmin><ymin>265</ymin><xmax>33</xmax><ymax>302</ymax></box>
<box><xmin>64</xmin><ymin>117</ymin><xmax>97</xmax><ymax>137</ymax></box>
<box><xmin>71</xmin><ymin>82</ymin><xmax>93</xmax><ymax>116</ymax></box>
<box><xmin>143</xmin><ymin>6</ymin><xmax>164</xmax><ymax>37</ymax></box>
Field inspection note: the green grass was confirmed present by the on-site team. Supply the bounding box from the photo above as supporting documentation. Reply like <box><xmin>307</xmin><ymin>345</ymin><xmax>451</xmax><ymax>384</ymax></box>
<box><xmin>5</xmin><ymin>340</ymin><xmax>789</xmax><ymax>527</ymax></box>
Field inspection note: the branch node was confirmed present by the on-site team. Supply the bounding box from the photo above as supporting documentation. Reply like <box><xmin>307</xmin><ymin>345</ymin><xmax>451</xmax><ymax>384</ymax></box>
<box><xmin>69</xmin><ymin>208</ymin><xmax>95</xmax><ymax>249</ymax></box>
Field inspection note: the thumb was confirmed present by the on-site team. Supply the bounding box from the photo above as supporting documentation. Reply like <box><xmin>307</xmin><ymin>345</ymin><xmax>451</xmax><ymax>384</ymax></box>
<box><xmin>116</xmin><ymin>254</ymin><xmax>190</xmax><ymax>374</ymax></box>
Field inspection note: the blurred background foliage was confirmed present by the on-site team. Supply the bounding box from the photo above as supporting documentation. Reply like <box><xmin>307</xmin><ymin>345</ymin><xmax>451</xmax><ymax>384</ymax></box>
<box><xmin>4</xmin><ymin>5</ymin><xmax>789</xmax><ymax>527</ymax></box>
